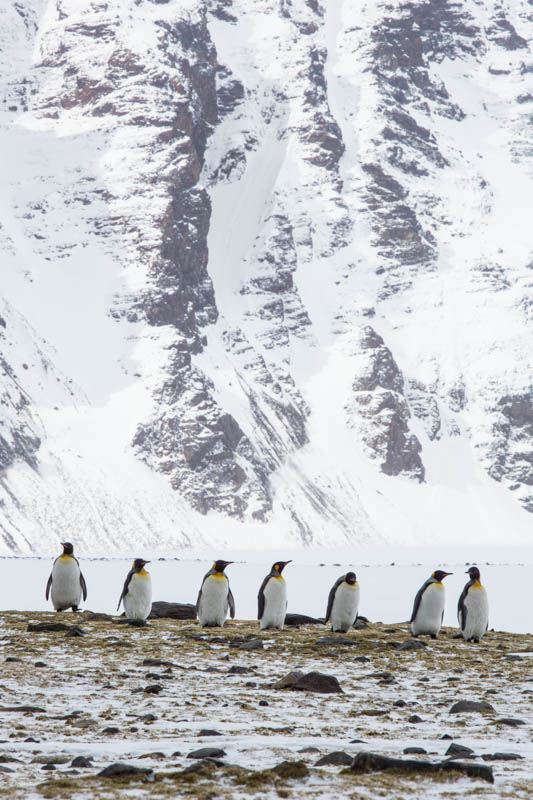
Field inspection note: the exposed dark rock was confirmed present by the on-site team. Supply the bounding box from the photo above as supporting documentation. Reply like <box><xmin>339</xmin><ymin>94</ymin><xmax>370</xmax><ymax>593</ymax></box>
<box><xmin>102</xmin><ymin>727</ymin><xmax>120</xmax><ymax>735</ymax></box>
<box><xmin>275</xmin><ymin>670</ymin><xmax>347</xmax><ymax>693</ymax></box>
<box><xmin>392</xmin><ymin>639</ymin><xmax>428</xmax><ymax>651</ymax></box>
<box><xmin>315</xmin><ymin>636</ymin><xmax>357</xmax><ymax>647</ymax></box>
<box><xmin>285</xmin><ymin>613</ymin><xmax>323</xmax><ymax>626</ymax></box>
<box><xmin>71</xmin><ymin>756</ymin><xmax>93</xmax><ymax>767</ymax></box>
<box><xmin>449</xmin><ymin>701</ymin><xmax>495</xmax><ymax>714</ymax></box>
<box><xmin>98</xmin><ymin>762</ymin><xmax>153</xmax><ymax>778</ymax></box>
<box><xmin>481</xmin><ymin>752</ymin><xmax>523</xmax><ymax>761</ymax></box>
<box><xmin>408</xmin><ymin>715</ymin><xmax>423</xmax><ymax>724</ymax></box>
<box><xmin>0</xmin><ymin>705</ymin><xmax>45</xmax><ymax>713</ymax></box>
<box><xmin>198</xmin><ymin>729</ymin><xmax>222</xmax><ymax>736</ymax></box>
<box><xmin>404</xmin><ymin>747</ymin><xmax>427</xmax><ymax>754</ymax></box>
<box><xmin>347</xmin><ymin>326</ymin><xmax>424</xmax><ymax>481</ymax></box>
<box><xmin>27</xmin><ymin>622</ymin><xmax>69</xmax><ymax>632</ymax></box>
<box><xmin>187</xmin><ymin>747</ymin><xmax>226</xmax><ymax>759</ymax></box>
<box><xmin>148</xmin><ymin>601</ymin><xmax>196</xmax><ymax>619</ymax></box>
<box><xmin>315</xmin><ymin>751</ymin><xmax>353</xmax><ymax>767</ymax></box>
<box><xmin>350</xmin><ymin>752</ymin><xmax>493</xmax><ymax>783</ymax></box>
<box><xmin>227</xmin><ymin>665</ymin><xmax>251</xmax><ymax>675</ymax></box>
<box><xmin>492</xmin><ymin>717</ymin><xmax>525</xmax><ymax>727</ymax></box>
<box><xmin>446</xmin><ymin>743</ymin><xmax>475</xmax><ymax>757</ymax></box>
<box><xmin>66</xmin><ymin>625</ymin><xmax>87</xmax><ymax>637</ymax></box>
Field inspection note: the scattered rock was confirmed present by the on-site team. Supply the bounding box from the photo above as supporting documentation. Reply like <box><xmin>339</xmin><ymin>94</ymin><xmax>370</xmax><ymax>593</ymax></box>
<box><xmin>449</xmin><ymin>701</ymin><xmax>495</xmax><ymax>714</ymax></box>
<box><xmin>144</xmin><ymin>684</ymin><xmax>164</xmax><ymax>694</ymax></box>
<box><xmin>187</xmin><ymin>748</ymin><xmax>226</xmax><ymax>759</ymax></box>
<box><xmin>71</xmin><ymin>756</ymin><xmax>93</xmax><ymax>767</ymax></box>
<box><xmin>0</xmin><ymin>705</ymin><xmax>45</xmax><ymax>713</ymax></box>
<box><xmin>315</xmin><ymin>751</ymin><xmax>353</xmax><ymax>766</ymax></box>
<box><xmin>34</xmin><ymin>662</ymin><xmax>47</xmax><ymax>668</ymax></box>
<box><xmin>116</xmin><ymin>618</ymin><xmax>147</xmax><ymax>627</ymax></box>
<box><xmin>298</xmin><ymin>746</ymin><xmax>320</xmax><ymax>753</ymax></box>
<box><xmin>228</xmin><ymin>665</ymin><xmax>251</xmax><ymax>674</ymax></box>
<box><xmin>404</xmin><ymin>747</ymin><xmax>427</xmax><ymax>755</ymax></box>
<box><xmin>5</xmin><ymin>657</ymin><xmax>22</xmax><ymax>663</ymax></box>
<box><xmin>361</xmin><ymin>709</ymin><xmax>388</xmax><ymax>717</ymax></box>
<box><xmin>199</xmin><ymin>729</ymin><xmax>222</xmax><ymax>736</ymax></box>
<box><xmin>350</xmin><ymin>752</ymin><xmax>493</xmax><ymax>783</ymax></box>
<box><xmin>284</xmin><ymin>614</ymin><xmax>322</xmax><ymax>626</ymax></box>
<box><xmin>446</xmin><ymin>743</ymin><xmax>474</xmax><ymax>757</ymax></box>
<box><xmin>259</xmin><ymin>700</ymin><xmax>269</xmax><ymax>706</ymax></box>
<box><xmin>408</xmin><ymin>715</ymin><xmax>423</xmax><ymax>724</ymax></box>
<box><xmin>315</xmin><ymin>637</ymin><xmax>356</xmax><ymax>647</ymax></box>
<box><xmin>149</xmin><ymin>601</ymin><xmax>196</xmax><ymax>619</ymax></box>
<box><xmin>394</xmin><ymin>699</ymin><xmax>407</xmax><ymax>707</ymax></box>
<box><xmin>481</xmin><ymin>752</ymin><xmax>523</xmax><ymax>761</ymax></box>
<box><xmin>140</xmin><ymin>714</ymin><xmax>157</xmax><ymax>722</ymax></box>
<box><xmin>98</xmin><ymin>762</ymin><xmax>153</xmax><ymax>778</ymax></box>
<box><xmin>492</xmin><ymin>717</ymin><xmax>525</xmax><ymax>727</ymax></box>
<box><xmin>391</xmin><ymin>640</ymin><xmax>428</xmax><ymax>651</ymax></box>
<box><xmin>102</xmin><ymin>727</ymin><xmax>120</xmax><ymax>735</ymax></box>
<box><xmin>27</xmin><ymin>622</ymin><xmax>69</xmax><ymax>633</ymax></box>
<box><xmin>41</xmin><ymin>764</ymin><xmax>56</xmax><ymax>771</ymax></box>
<box><xmin>239</xmin><ymin>639</ymin><xmax>263</xmax><ymax>651</ymax></box>
<box><xmin>273</xmin><ymin>671</ymin><xmax>342</xmax><ymax>693</ymax></box>
<box><xmin>142</xmin><ymin>658</ymin><xmax>176</xmax><ymax>669</ymax></box>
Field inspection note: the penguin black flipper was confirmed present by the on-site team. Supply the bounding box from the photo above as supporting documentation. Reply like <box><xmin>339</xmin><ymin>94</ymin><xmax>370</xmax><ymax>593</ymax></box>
<box><xmin>117</xmin><ymin>569</ymin><xmax>134</xmax><ymax>612</ymax></box>
<box><xmin>457</xmin><ymin>581</ymin><xmax>472</xmax><ymax>631</ymax></box>
<box><xmin>257</xmin><ymin>575</ymin><xmax>270</xmax><ymax>621</ymax></box>
<box><xmin>45</xmin><ymin>573</ymin><xmax>53</xmax><ymax>601</ymax></box>
<box><xmin>80</xmin><ymin>572</ymin><xmax>88</xmax><ymax>602</ymax></box>
<box><xmin>228</xmin><ymin>587</ymin><xmax>235</xmax><ymax>619</ymax></box>
<box><xmin>325</xmin><ymin>576</ymin><xmax>344</xmax><ymax>623</ymax></box>
<box><xmin>410</xmin><ymin>579</ymin><xmax>431</xmax><ymax>623</ymax></box>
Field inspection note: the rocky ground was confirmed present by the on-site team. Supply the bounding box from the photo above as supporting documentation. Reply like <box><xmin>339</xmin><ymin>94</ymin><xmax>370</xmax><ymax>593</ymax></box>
<box><xmin>0</xmin><ymin>612</ymin><xmax>532</xmax><ymax>798</ymax></box>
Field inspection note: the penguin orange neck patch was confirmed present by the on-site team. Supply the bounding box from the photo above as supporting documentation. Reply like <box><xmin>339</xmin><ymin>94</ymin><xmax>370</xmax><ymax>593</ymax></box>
<box><xmin>59</xmin><ymin>554</ymin><xmax>73</xmax><ymax>561</ymax></box>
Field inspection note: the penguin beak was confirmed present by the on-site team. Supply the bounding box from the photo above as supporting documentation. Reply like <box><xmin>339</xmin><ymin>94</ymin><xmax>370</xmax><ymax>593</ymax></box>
<box><xmin>444</xmin><ymin>572</ymin><xmax>453</xmax><ymax>577</ymax></box>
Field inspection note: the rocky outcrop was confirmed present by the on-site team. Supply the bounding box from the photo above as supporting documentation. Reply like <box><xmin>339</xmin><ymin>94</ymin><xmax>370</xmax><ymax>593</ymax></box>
<box><xmin>347</xmin><ymin>327</ymin><xmax>424</xmax><ymax>481</ymax></box>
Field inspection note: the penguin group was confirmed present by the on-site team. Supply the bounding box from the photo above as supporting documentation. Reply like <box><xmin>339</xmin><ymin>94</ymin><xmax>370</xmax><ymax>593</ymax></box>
<box><xmin>45</xmin><ymin>544</ymin><xmax>489</xmax><ymax>641</ymax></box>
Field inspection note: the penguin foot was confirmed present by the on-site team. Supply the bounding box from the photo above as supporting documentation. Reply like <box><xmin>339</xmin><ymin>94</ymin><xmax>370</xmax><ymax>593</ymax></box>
<box><xmin>430</xmin><ymin>634</ymin><xmax>437</xmax><ymax>640</ymax></box>
<box><xmin>71</xmin><ymin>606</ymin><xmax>80</xmax><ymax>612</ymax></box>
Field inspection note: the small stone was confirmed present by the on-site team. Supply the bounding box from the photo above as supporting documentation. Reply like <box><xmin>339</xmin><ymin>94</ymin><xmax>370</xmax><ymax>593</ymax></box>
<box><xmin>298</xmin><ymin>746</ymin><xmax>320</xmax><ymax>754</ymax></box>
<box><xmin>408</xmin><ymin>715</ymin><xmax>423</xmax><ymax>724</ymax></box>
<box><xmin>34</xmin><ymin>662</ymin><xmax>47</xmax><ymax>668</ymax></box>
<box><xmin>259</xmin><ymin>700</ymin><xmax>269</xmax><ymax>707</ymax></box>
<box><xmin>98</xmin><ymin>763</ymin><xmax>153</xmax><ymax>778</ymax></box>
<box><xmin>199</xmin><ymin>729</ymin><xmax>222</xmax><ymax>737</ymax></box>
<box><xmin>41</xmin><ymin>764</ymin><xmax>56</xmax><ymax>771</ymax></box>
<box><xmin>71</xmin><ymin>756</ymin><xmax>93</xmax><ymax>767</ymax></box>
<box><xmin>315</xmin><ymin>637</ymin><xmax>356</xmax><ymax>647</ymax></box>
<box><xmin>187</xmin><ymin>748</ymin><xmax>226</xmax><ymax>760</ymax></box>
<box><xmin>314</xmin><ymin>751</ymin><xmax>353</xmax><ymax>766</ymax></box>
<box><xmin>404</xmin><ymin>747</ymin><xmax>427</xmax><ymax>755</ymax></box>
<box><xmin>5</xmin><ymin>657</ymin><xmax>22</xmax><ymax>663</ymax></box>
<box><xmin>394</xmin><ymin>699</ymin><xmax>407</xmax><ymax>708</ymax></box>
<box><xmin>228</xmin><ymin>665</ymin><xmax>251</xmax><ymax>674</ymax></box>
<box><xmin>493</xmin><ymin>718</ymin><xmax>525</xmax><ymax>727</ymax></box>
<box><xmin>102</xmin><ymin>727</ymin><xmax>120</xmax><ymax>735</ymax></box>
<box><xmin>446</xmin><ymin>743</ymin><xmax>474</xmax><ymax>757</ymax></box>
<box><xmin>239</xmin><ymin>639</ymin><xmax>263</xmax><ymax>651</ymax></box>
<box><xmin>140</xmin><ymin>714</ymin><xmax>157</xmax><ymax>722</ymax></box>
<box><xmin>449</xmin><ymin>701</ymin><xmax>495</xmax><ymax>714</ymax></box>
<box><xmin>361</xmin><ymin>709</ymin><xmax>388</xmax><ymax>717</ymax></box>
<box><xmin>27</xmin><ymin>622</ymin><xmax>69</xmax><ymax>633</ymax></box>
<box><xmin>481</xmin><ymin>753</ymin><xmax>523</xmax><ymax>761</ymax></box>
<box><xmin>396</xmin><ymin>640</ymin><xmax>428</xmax><ymax>651</ymax></box>
<box><xmin>144</xmin><ymin>685</ymin><xmax>163</xmax><ymax>694</ymax></box>
<box><xmin>441</xmin><ymin>734</ymin><xmax>452</xmax><ymax>740</ymax></box>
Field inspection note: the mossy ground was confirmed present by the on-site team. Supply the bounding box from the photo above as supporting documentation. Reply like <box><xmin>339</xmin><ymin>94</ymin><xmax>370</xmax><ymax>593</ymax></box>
<box><xmin>0</xmin><ymin>611</ymin><xmax>532</xmax><ymax>798</ymax></box>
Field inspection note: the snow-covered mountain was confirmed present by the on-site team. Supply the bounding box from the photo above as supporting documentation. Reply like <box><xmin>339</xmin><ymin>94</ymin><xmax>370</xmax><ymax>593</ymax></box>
<box><xmin>1</xmin><ymin>0</ymin><xmax>532</xmax><ymax>554</ymax></box>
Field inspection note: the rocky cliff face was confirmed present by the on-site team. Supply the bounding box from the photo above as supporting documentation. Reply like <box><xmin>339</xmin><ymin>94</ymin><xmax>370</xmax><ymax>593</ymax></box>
<box><xmin>0</xmin><ymin>0</ymin><xmax>532</xmax><ymax>552</ymax></box>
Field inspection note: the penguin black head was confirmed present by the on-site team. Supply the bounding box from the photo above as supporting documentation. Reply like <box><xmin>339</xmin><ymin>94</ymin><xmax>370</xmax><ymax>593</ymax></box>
<box><xmin>61</xmin><ymin>542</ymin><xmax>74</xmax><ymax>556</ymax></box>
<box><xmin>466</xmin><ymin>566</ymin><xmax>481</xmax><ymax>581</ymax></box>
<box><xmin>432</xmin><ymin>570</ymin><xmax>453</xmax><ymax>582</ymax></box>
<box><xmin>212</xmin><ymin>560</ymin><xmax>233</xmax><ymax>573</ymax></box>
<box><xmin>271</xmin><ymin>560</ymin><xmax>292</xmax><ymax>575</ymax></box>
<box><xmin>133</xmin><ymin>558</ymin><xmax>150</xmax><ymax>571</ymax></box>
<box><xmin>345</xmin><ymin>572</ymin><xmax>357</xmax><ymax>585</ymax></box>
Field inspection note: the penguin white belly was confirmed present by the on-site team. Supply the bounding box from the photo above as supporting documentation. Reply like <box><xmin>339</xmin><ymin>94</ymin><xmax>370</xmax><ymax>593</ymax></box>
<box><xmin>198</xmin><ymin>576</ymin><xmax>229</xmax><ymax>626</ymax></box>
<box><xmin>51</xmin><ymin>558</ymin><xmax>82</xmax><ymax>610</ymax></box>
<box><xmin>411</xmin><ymin>583</ymin><xmax>445</xmax><ymax>637</ymax></box>
<box><xmin>124</xmin><ymin>573</ymin><xmax>152</xmax><ymax>620</ymax></box>
<box><xmin>330</xmin><ymin>583</ymin><xmax>360</xmax><ymax>632</ymax></box>
<box><xmin>260</xmin><ymin>578</ymin><xmax>287</xmax><ymax>630</ymax></box>
<box><xmin>461</xmin><ymin>586</ymin><xmax>489</xmax><ymax>641</ymax></box>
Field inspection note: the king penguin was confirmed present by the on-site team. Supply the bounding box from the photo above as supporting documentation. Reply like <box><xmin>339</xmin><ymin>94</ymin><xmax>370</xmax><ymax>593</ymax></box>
<box><xmin>410</xmin><ymin>570</ymin><xmax>453</xmax><ymax>638</ymax></box>
<box><xmin>325</xmin><ymin>571</ymin><xmax>360</xmax><ymax>633</ymax></box>
<box><xmin>45</xmin><ymin>542</ymin><xmax>87</xmax><ymax>612</ymax></box>
<box><xmin>117</xmin><ymin>559</ymin><xmax>152</xmax><ymax>620</ymax></box>
<box><xmin>258</xmin><ymin>561</ymin><xmax>291</xmax><ymax>630</ymax></box>
<box><xmin>196</xmin><ymin>560</ymin><xmax>235</xmax><ymax>627</ymax></box>
<box><xmin>458</xmin><ymin>566</ymin><xmax>489</xmax><ymax>642</ymax></box>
